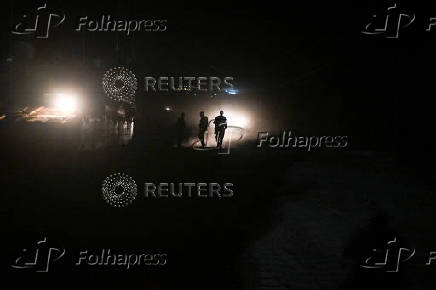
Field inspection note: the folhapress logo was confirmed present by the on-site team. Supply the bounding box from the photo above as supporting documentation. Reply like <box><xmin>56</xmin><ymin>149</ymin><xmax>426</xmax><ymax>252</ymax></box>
<box><xmin>11</xmin><ymin>3</ymin><xmax>65</xmax><ymax>39</ymax></box>
<box><xmin>360</xmin><ymin>237</ymin><xmax>415</xmax><ymax>272</ymax></box>
<box><xmin>362</xmin><ymin>4</ymin><xmax>415</xmax><ymax>39</ymax></box>
<box><xmin>11</xmin><ymin>237</ymin><xmax>65</xmax><ymax>272</ymax></box>
<box><xmin>362</xmin><ymin>3</ymin><xmax>436</xmax><ymax>38</ymax></box>
<box><xmin>360</xmin><ymin>236</ymin><xmax>436</xmax><ymax>272</ymax></box>
<box><xmin>11</xmin><ymin>4</ymin><xmax>167</xmax><ymax>39</ymax></box>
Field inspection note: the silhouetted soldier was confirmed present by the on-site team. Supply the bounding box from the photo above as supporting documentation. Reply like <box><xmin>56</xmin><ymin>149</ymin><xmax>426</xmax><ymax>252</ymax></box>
<box><xmin>214</xmin><ymin>110</ymin><xmax>227</xmax><ymax>148</ymax></box>
<box><xmin>198</xmin><ymin>111</ymin><xmax>208</xmax><ymax>148</ymax></box>
<box><xmin>176</xmin><ymin>112</ymin><xmax>186</xmax><ymax>147</ymax></box>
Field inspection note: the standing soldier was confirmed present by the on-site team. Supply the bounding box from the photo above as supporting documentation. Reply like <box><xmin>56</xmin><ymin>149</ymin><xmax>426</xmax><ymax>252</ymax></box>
<box><xmin>214</xmin><ymin>110</ymin><xmax>227</xmax><ymax>148</ymax></box>
<box><xmin>198</xmin><ymin>111</ymin><xmax>208</xmax><ymax>148</ymax></box>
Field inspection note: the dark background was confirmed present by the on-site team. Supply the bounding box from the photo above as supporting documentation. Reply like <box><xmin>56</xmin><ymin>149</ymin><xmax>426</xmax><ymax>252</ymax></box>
<box><xmin>1</xmin><ymin>1</ymin><xmax>436</xmax><ymax>289</ymax></box>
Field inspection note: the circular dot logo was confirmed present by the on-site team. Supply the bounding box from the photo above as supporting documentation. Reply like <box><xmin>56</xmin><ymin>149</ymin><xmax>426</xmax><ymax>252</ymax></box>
<box><xmin>102</xmin><ymin>173</ymin><xmax>138</xmax><ymax>207</ymax></box>
<box><xmin>102</xmin><ymin>67</ymin><xmax>137</xmax><ymax>105</ymax></box>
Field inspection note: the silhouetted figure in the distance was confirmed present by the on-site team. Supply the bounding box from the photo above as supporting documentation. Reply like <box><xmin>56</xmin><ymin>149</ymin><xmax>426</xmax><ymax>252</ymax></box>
<box><xmin>198</xmin><ymin>111</ymin><xmax>208</xmax><ymax>148</ymax></box>
<box><xmin>214</xmin><ymin>110</ymin><xmax>227</xmax><ymax>148</ymax></box>
<box><xmin>176</xmin><ymin>112</ymin><xmax>186</xmax><ymax>147</ymax></box>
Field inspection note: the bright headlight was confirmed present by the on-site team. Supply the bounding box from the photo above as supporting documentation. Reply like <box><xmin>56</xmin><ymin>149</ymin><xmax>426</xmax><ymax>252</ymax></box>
<box><xmin>54</xmin><ymin>93</ymin><xmax>78</xmax><ymax>114</ymax></box>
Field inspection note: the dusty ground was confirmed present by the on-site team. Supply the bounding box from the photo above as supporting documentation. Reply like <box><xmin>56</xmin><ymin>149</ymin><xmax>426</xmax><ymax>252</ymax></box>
<box><xmin>241</xmin><ymin>151</ymin><xmax>436</xmax><ymax>289</ymax></box>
